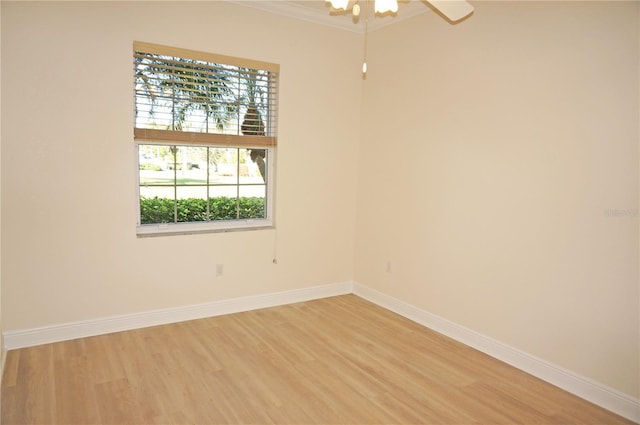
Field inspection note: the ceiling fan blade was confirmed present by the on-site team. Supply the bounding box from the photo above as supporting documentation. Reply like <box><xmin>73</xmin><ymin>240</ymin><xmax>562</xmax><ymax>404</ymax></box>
<box><xmin>427</xmin><ymin>0</ymin><xmax>474</xmax><ymax>22</ymax></box>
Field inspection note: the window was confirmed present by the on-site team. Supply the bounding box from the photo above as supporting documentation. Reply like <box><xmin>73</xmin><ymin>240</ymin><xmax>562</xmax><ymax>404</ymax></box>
<box><xmin>134</xmin><ymin>42</ymin><xmax>279</xmax><ymax>236</ymax></box>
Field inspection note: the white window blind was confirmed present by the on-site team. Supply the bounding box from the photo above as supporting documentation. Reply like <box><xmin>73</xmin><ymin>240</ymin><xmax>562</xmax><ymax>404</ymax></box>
<box><xmin>133</xmin><ymin>41</ymin><xmax>279</xmax><ymax>148</ymax></box>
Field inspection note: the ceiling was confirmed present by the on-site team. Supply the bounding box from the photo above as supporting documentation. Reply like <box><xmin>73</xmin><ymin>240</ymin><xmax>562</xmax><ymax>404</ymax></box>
<box><xmin>225</xmin><ymin>0</ymin><xmax>431</xmax><ymax>33</ymax></box>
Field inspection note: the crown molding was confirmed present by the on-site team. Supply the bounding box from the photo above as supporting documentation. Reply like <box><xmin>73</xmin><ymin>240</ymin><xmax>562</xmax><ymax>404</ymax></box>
<box><xmin>224</xmin><ymin>0</ymin><xmax>429</xmax><ymax>33</ymax></box>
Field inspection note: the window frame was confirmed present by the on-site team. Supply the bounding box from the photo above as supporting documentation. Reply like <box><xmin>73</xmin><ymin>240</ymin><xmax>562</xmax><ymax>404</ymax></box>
<box><xmin>135</xmin><ymin>144</ymin><xmax>275</xmax><ymax>237</ymax></box>
<box><xmin>133</xmin><ymin>42</ymin><xmax>278</xmax><ymax>237</ymax></box>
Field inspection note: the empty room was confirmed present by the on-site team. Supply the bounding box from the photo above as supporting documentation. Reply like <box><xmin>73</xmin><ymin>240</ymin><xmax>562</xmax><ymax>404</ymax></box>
<box><xmin>1</xmin><ymin>0</ymin><xmax>638</xmax><ymax>423</ymax></box>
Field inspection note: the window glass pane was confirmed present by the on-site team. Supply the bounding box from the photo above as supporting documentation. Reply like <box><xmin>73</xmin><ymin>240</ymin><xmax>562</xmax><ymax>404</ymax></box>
<box><xmin>241</xmin><ymin>149</ymin><xmax>267</xmax><ymax>184</ymax></box>
<box><xmin>209</xmin><ymin>197</ymin><xmax>239</xmax><ymax>221</ymax></box>
<box><xmin>238</xmin><ymin>186</ymin><xmax>266</xmax><ymax>219</ymax></box>
<box><xmin>140</xmin><ymin>186</ymin><xmax>174</xmax><ymax>199</ymax></box>
<box><xmin>238</xmin><ymin>185</ymin><xmax>266</xmax><ymax>199</ymax></box>
<box><xmin>176</xmin><ymin>186</ymin><xmax>208</xmax><ymax>222</ymax></box>
<box><xmin>139</xmin><ymin>193</ymin><xmax>175</xmax><ymax>224</ymax></box>
<box><xmin>139</xmin><ymin>145</ymin><xmax>171</xmax><ymax>185</ymax></box>
<box><xmin>175</xmin><ymin>146</ymin><xmax>208</xmax><ymax>184</ymax></box>
<box><xmin>140</xmin><ymin>171</ymin><xmax>174</xmax><ymax>187</ymax></box>
<box><xmin>208</xmin><ymin>186</ymin><xmax>238</xmax><ymax>198</ymax></box>
<box><xmin>209</xmin><ymin>148</ymin><xmax>239</xmax><ymax>184</ymax></box>
<box><xmin>207</xmin><ymin>147</ymin><xmax>228</xmax><ymax>181</ymax></box>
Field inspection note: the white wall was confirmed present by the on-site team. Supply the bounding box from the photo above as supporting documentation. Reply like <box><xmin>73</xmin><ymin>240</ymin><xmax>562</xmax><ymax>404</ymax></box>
<box><xmin>1</xmin><ymin>2</ymin><xmax>361</xmax><ymax>329</ymax></box>
<box><xmin>355</xmin><ymin>1</ymin><xmax>639</xmax><ymax>399</ymax></box>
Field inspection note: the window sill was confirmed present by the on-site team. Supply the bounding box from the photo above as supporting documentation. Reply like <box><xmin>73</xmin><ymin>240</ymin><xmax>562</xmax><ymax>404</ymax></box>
<box><xmin>136</xmin><ymin>219</ymin><xmax>273</xmax><ymax>237</ymax></box>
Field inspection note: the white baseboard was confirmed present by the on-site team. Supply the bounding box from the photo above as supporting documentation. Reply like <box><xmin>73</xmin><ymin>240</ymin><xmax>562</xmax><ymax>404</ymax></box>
<box><xmin>1</xmin><ymin>344</ymin><xmax>5</xmax><ymax>384</ymax></box>
<box><xmin>352</xmin><ymin>282</ymin><xmax>640</xmax><ymax>423</ymax></box>
<box><xmin>3</xmin><ymin>281</ymin><xmax>353</xmax><ymax>351</ymax></box>
<box><xmin>3</xmin><ymin>280</ymin><xmax>638</xmax><ymax>422</ymax></box>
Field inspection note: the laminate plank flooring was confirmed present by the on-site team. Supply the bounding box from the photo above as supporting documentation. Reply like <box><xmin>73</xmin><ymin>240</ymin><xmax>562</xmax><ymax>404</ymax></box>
<box><xmin>1</xmin><ymin>294</ymin><xmax>635</xmax><ymax>424</ymax></box>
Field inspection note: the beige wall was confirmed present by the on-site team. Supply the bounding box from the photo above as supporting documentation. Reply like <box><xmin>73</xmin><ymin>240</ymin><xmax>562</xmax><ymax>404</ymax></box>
<box><xmin>2</xmin><ymin>0</ymin><xmax>638</xmax><ymax>404</ymax></box>
<box><xmin>355</xmin><ymin>1</ymin><xmax>639</xmax><ymax>398</ymax></box>
<box><xmin>0</xmin><ymin>1</ymin><xmax>3</xmax><ymax>412</ymax></box>
<box><xmin>1</xmin><ymin>2</ymin><xmax>361</xmax><ymax>329</ymax></box>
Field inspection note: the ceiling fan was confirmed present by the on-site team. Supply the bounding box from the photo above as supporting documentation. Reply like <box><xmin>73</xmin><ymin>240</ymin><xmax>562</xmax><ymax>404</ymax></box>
<box><xmin>326</xmin><ymin>0</ymin><xmax>474</xmax><ymax>23</ymax></box>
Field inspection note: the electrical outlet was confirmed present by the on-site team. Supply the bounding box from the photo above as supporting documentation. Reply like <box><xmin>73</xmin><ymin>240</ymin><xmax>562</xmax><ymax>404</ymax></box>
<box><xmin>216</xmin><ymin>264</ymin><xmax>224</xmax><ymax>277</ymax></box>
<box><xmin>385</xmin><ymin>261</ymin><xmax>392</xmax><ymax>273</ymax></box>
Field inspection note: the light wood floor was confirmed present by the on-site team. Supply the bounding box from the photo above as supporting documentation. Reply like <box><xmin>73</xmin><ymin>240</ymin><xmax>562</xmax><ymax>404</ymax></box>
<box><xmin>1</xmin><ymin>295</ymin><xmax>635</xmax><ymax>424</ymax></box>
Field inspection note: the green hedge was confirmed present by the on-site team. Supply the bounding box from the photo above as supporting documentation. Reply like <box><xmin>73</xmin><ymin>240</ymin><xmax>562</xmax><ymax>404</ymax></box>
<box><xmin>140</xmin><ymin>196</ymin><xmax>265</xmax><ymax>224</ymax></box>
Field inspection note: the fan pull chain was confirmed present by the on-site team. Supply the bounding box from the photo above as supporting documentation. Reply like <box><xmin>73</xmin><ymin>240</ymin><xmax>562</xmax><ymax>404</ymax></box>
<box><xmin>363</xmin><ymin>0</ymin><xmax>368</xmax><ymax>75</ymax></box>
